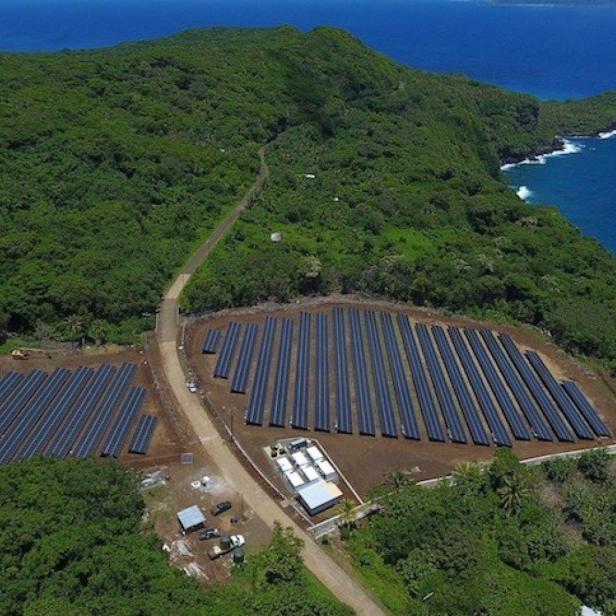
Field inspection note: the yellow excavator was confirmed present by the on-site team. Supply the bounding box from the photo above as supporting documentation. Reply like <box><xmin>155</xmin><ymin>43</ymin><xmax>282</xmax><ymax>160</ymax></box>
<box><xmin>11</xmin><ymin>348</ymin><xmax>51</xmax><ymax>360</ymax></box>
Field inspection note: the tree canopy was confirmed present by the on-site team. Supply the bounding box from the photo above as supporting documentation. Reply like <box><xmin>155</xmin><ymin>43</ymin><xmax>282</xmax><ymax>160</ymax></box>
<box><xmin>2</xmin><ymin>27</ymin><xmax>616</xmax><ymax>371</ymax></box>
<box><xmin>0</xmin><ymin>458</ymin><xmax>351</xmax><ymax>615</ymax></box>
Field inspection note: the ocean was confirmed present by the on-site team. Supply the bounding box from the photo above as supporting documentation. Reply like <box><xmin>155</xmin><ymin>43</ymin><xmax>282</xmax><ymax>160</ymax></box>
<box><xmin>1</xmin><ymin>0</ymin><xmax>615</xmax><ymax>251</ymax></box>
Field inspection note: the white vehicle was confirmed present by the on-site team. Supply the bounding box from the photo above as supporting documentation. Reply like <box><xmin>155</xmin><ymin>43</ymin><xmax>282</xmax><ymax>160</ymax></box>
<box><xmin>186</xmin><ymin>380</ymin><xmax>197</xmax><ymax>393</ymax></box>
<box><xmin>208</xmin><ymin>535</ymin><xmax>245</xmax><ymax>560</ymax></box>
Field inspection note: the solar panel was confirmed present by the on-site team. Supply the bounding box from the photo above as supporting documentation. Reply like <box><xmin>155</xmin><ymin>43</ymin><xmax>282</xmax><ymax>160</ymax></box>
<box><xmin>349</xmin><ymin>308</ymin><xmax>375</xmax><ymax>436</ymax></box>
<box><xmin>128</xmin><ymin>415</ymin><xmax>158</xmax><ymax>454</ymax></box>
<box><xmin>497</xmin><ymin>333</ymin><xmax>574</xmax><ymax>442</ymax></box>
<box><xmin>101</xmin><ymin>387</ymin><xmax>146</xmax><ymax>457</ymax></box>
<box><xmin>0</xmin><ymin>369</ymin><xmax>48</xmax><ymax>435</ymax></box>
<box><xmin>415</xmin><ymin>324</ymin><xmax>466</xmax><ymax>444</ymax></box>
<box><xmin>397</xmin><ymin>315</ymin><xmax>445</xmax><ymax>442</ymax></box>
<box><xmin>0</xmin><ymin>368</ymin><xmax>70</xmax><ymax>465</ymax></box>
<box><xmin>214</xmin><ymin>322</ymin><xmax>241</xmax><ymax>378</ymax></box>
<box><xmin>47</xmin><ymin>364</ymin><xmax>116</xmax><ymax>458</ymax></box>
<box><xmin>432</xmin><ymin>326</ymin><xmax>489</xmax><ymax>446</ymax></box>
<box><xmin>269</xmin><ymin>318</ymin><xmax>293</xmax><ymax>427</ymax></box>
<box><xmin>448</xmin><ymin>327</ymin><xmax>511</xmax><ymax>446</ymax></box>
<box><xmin>202</xmin><ymin>329</ymin><xmax>221</xmax><ymax>354</ymax></box>
<box><xmin>333</xmin><ymin>308</ymin><xmax>352</xmax><ymax>434</ymax></box>
<box><xmin>314</xmin><ymin>313</ymin><xmax>330</xmax><ymax>432</ymax></box>
<box><xmin>245</xmin><ymin>316</ymin><xmax>277</xmax><ymax>425</ymax></box>
<box><xmin>17</xmin><ymin>366</ymin><xmax>94</xmax><ymax>461</ymax></box>
<box><xmin>365</xmin><ymin>311</ymin><xmax>397</xmax><ymax>438</ymax></box>
<box><xmin>562</xmin><ymin>381</ymin><xmax>611</xmax><ymax>438</ymax></box>
<box><xmin>292</xmin><ymin>313</ymin><xmax>311</xmax><ymax>430</ymax></box>
<box><xmin>381</xmin><ymin>312</ymin><xmax>420</xmax><ymax>440</ymax></box>
<box><xmin>478</xmin><ymin>329</ymin><xmax>552</xmax><ymax>441</ymax></box>
<box><xmin>73</xmin><ymin>362</ymin><xmax>137</xmax><ymax>459</ymax></box>
<box><xmin>231</xmin><ymin>323</ymin><xmax>258</xmax><ymax>394</ymax></box>
<box><xmin>526</xmin><ymin>351</ymin><xmax>594</xmax><ymax>440</ymax></box>
<box><xmin>0</xmin><ymin>372</ymin><xmax>23</xmax><ymax>402</ymax></box>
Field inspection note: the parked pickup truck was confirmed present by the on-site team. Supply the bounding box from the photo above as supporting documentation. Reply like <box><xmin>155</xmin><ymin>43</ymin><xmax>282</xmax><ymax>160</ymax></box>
<box><xmin>207</xmin><ymin>535</ymin><xmax>245</xmax><ymax>560</ymax></box>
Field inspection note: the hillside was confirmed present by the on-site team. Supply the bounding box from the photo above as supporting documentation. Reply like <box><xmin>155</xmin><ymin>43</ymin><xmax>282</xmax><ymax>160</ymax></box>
<box><xmin>2</xmin><ymin>27</ymin><xmax>616</xmax><ymax>369</ymax></box>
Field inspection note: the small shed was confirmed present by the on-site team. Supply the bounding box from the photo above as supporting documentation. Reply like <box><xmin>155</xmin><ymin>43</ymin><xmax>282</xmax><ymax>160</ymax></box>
<box><xmin>291</xmin><ymin>451</ymin><xmax>309</xmax><ymax>468</ymax></box>
<box><xmin>276</xmin><ymin>456</ymin><xmax>293</xmax><ymax>473</ymax></box>
<box><xmin>315</xmin><ymin>458</ymin><xmax>336</xmax><ymax>481</ymax></box>
<box><xmin>302</xmin><ymin>465</ymin><xmax>320</xmax><ymax>483</ymax></box>
<box><xmin>285</xmin><ymin>470</ymin><xmax>305</xmax><ymax>489</ymax></box>
<box><xmin>306</xmin><ymin>445</ymin><xmax>324</xmax><ymax>463</ymax></box>
<box><xmin>177</xmin><ymin>505</ymin><xmax>206</xmax><ymax>533</ymax></box>
<box><xmin>296</xmin><ymin>479</ymin><xmax>342</xmax><ymax>516</ymax></box>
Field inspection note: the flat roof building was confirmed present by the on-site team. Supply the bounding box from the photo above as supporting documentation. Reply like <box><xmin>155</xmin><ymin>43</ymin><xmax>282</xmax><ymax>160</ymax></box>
<box><xmin>306</xmin><ymin>445</ymin><xmax>324</xmax><ymax>463</ymax></box>
<box><xmin>296</xmin><ymin>479</ymin><xmax>342</xmax><ymax>516</ymax></box>
<box><xmin>177</xmin><ymin>505</ymin><xmax>206</xmax><ymax>533</ymax></box>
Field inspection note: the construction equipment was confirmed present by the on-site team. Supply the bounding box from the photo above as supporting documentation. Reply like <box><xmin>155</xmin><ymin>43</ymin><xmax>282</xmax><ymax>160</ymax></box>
<box><xmin>11</xmin><ymin>348</ymin><xmax>51</xmax><ymax>360</ymax></box>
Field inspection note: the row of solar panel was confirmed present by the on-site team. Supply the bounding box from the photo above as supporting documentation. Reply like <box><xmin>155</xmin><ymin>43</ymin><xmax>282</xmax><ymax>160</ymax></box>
<box><xmin>204</xmin><ymin>310</ymin><xmax>610</xmax><ymax>445</ymax></box>
<box><xmin>0</xmin><ymin>362</ymin><xmax>155</xmax><ymax>465</ymax></box>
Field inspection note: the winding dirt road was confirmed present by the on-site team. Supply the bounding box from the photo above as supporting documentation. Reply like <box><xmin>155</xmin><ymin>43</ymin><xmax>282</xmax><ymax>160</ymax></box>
<box><xmin>155</xmin><ymin>145</ymin><xmax>386</xmax><ymax>615</ymax></box>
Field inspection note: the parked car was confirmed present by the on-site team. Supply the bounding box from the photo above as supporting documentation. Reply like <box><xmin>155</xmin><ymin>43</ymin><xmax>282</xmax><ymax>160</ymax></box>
<box><xmin>211</xmin><ymin>500</ymin><xmax>232</xmax><ymax>516</ymax></box>
<box><xmin>186</xmin><ymin>380</ymin><xmax>197</xmax><ymax>393</ymax></box>
<box><xmin>198</xmin><ymin>527</ymin><xmax>220</xmax><ymax>541</ymax></box>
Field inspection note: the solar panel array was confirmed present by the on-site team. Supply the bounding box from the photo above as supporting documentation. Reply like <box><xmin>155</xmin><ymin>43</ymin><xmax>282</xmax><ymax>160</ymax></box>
<box><xmin>206</xmin><ymin>309</ymin><xmax>612</xmax><ymax>447</ymax></box>
<box><xmin>0</xmin><ymin>362</ymin><xmax>155</xmax><ymax>465</ymax></box>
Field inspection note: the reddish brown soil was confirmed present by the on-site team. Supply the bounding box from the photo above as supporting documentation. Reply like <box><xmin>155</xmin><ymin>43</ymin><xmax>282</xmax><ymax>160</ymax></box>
<box><xmin>185</xmin><ymin>296</ymin><xmax>616</xmax><ymax>497</ymax></box>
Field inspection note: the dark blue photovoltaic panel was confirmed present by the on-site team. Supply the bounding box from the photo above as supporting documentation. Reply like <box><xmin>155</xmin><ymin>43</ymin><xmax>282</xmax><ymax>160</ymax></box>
<box><xmin>415</xmin><ymin>324</ymin><xmax>466</xmax><ymax>443</ymax></box>
<box><xmin>349</xmin><ymin>308</ymin><xmax>375</xmax><ymax>436</ymax></box>
<box><xmin>47</xmin><ymin>364</ymin><xmax>116</xmax><ymax>458</ymax></box>
<box><xmin>526</xmin><ymin>351</ymin><xmax>594</xmax><ymax>440</ymax></box>
<box><xmin>101</xmin><ymin>387</ymin><xmax>146</xmax><ymax>457</ymax></box>
<box><xmin>380</xmin><ymin>312</ymin><xmax>420</xmax><ymax>440</ymax></box>
<box><xmin>214</xmin><ymin>322</ymin><xmax>241</xmax><ymax>378</ymax></box>
<box><xmin>231</xmin><ymin>323</ymin><xmax>258</xmax><ymax>394</ymax></box>
<box><xmin>397</xmin><ymin>315</ymin><xmax>445</xmax><ymax>442</ymax></box>
<box><xmin>449</xmin><ymin>327</ymin><xmax>511</xmax><ymax>446</ymax></box>
<box><xmin>245</xmin><ymin>317</ymin><xmax>277</xmax><ymax>425</ymax></box>
<box><xmin>463</xmin><ymin>329</ymin><xmax>529</xmax><ymax>441</ymax></box>
<box><xmin>0</xmin><ymin>368</ymin><xmax>69</xmax><ymax>465</ymax></box>
<box><xmin>269</xmin><ymin>319</ymin><xmax>293</xmax><ymax>427</ymax></box>
<box><xmin>0</xmin><ymin>370</ymin><xmax>48</xmax><ymax>435</ymax></box>
<box><xmin>333</xmin><ymin>308</ymin><xmax>352</xmax><ymax>434</ymax></box>
<box><xmin>202</xmin><ymin>329</ymin><xmax>221</xmax><ymax>354</ymax></box>
<box><xmin>497</xmin><ymin>333</ymin><xmax>574</xmax><ymax>442</ymax></box>
<box><xmin>478</xmin><ymin>329</ymin><xmax>552</xmax><ymax>441</ymax></box>
<box><xmin>315</xmin><ymin>313</ymin><xmax>330</xmax><ymax>432</ymax></box>
<box><xmin>562</xmin><ymin>381</ymin><xmax>611</xmax><ymax>438</ymax></box>
<box><xmin>128</xmin><ymin>415</ymin><xmax>157</xmax><ymax>454</ymax></box>
<box><xmin>73</xmin><ymin>362</ymin><xmax>137</xmax><ymax>459</ymax></box>
<box><xmin>17</xmin><ymin>366</ymin><xmax>94</xmax><ymax>461</ymax></box>
<box><xmin>292</xmin><ymin>313</ymin><xmax>311</xmax><ymax>430</ymax></box>
<box><xmin>365</xmin><ymin>311</ymin><xmax>397</xmax><ymax>437</ymax></box>
<box><xmin>432</xmin><ymin>326</ymin><xmax>489</xmax><ymax>446</ymax></box>
<box><xmin>0</xmin><ymin>372</ymin><xmax>23</xmax><ymax>402</ymax></box>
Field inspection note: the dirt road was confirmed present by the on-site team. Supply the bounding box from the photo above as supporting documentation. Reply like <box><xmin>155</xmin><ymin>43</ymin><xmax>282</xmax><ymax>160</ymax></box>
<box><xmin>156</xmin><ymin>145</ymin><xmax>386</xmax><ymax>615</ymax></box>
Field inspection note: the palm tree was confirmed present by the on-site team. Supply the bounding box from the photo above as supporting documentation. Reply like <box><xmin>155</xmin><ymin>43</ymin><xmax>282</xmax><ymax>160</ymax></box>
<box><xmin>497</xmin><ymin>472</ymin><xmax>531</xmax><ymax>514</ymax></box>
<box><xmin>385</xmin><ymin>469</ymin><xmax>412</xmax><ymax>491</ymax></box>
<box><xmin>337</xmin><ymin>498</ymin><xmax>356</xmax><ymax>531</ymax></box>
<box><xmin>453</xmin><ymin>461</ymin><xmax>483</xmax><ymax>489</ymax></box>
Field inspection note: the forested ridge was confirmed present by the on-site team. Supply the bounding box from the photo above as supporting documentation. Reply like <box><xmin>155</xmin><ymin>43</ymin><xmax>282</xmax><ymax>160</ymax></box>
<box><xmin>2</xmin><ymin>26</ymin><xmax>616</xmax><ymax>370</ymax></box>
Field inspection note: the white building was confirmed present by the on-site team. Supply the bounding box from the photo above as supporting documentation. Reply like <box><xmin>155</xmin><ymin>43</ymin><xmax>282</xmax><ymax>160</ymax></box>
<box><xmin>296</xmin><ymin>479</ymin><xmax>342</xmax><ymax>516</ymax></box>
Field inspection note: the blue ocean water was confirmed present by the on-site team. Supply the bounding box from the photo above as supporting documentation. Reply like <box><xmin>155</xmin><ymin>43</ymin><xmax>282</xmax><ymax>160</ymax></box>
<box><xmin>1</xmin><ymin>0</ymin><xmax>615</xmax><ymax>252</ymax></box>
<box><xmin>504</xmin><ymin>136</ymin><xmax>616</xmax><ymax>253</ymax></box>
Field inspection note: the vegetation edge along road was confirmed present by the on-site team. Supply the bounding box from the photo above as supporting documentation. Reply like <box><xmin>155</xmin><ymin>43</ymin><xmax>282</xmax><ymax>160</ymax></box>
<box><xmin>155</xmin><ymin>144</ymin><xmax>385</xmax><ymax>616</ymax></box>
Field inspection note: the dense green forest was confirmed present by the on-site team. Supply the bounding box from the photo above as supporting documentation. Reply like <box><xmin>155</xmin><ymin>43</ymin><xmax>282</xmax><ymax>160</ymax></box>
<box><xmin>343</xmin><ymin>449</ymin><xmax>616</xmax><ymax>615</ymax></box>
<box><xmin>0</xmin><ymin>458</ymin><xmax>351</xmax><ymax>615</ymax></box>
<box><xmin>2</xmin><ymin>27</ymin><xmax>616</xmax><ymax>369</ymax></box>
